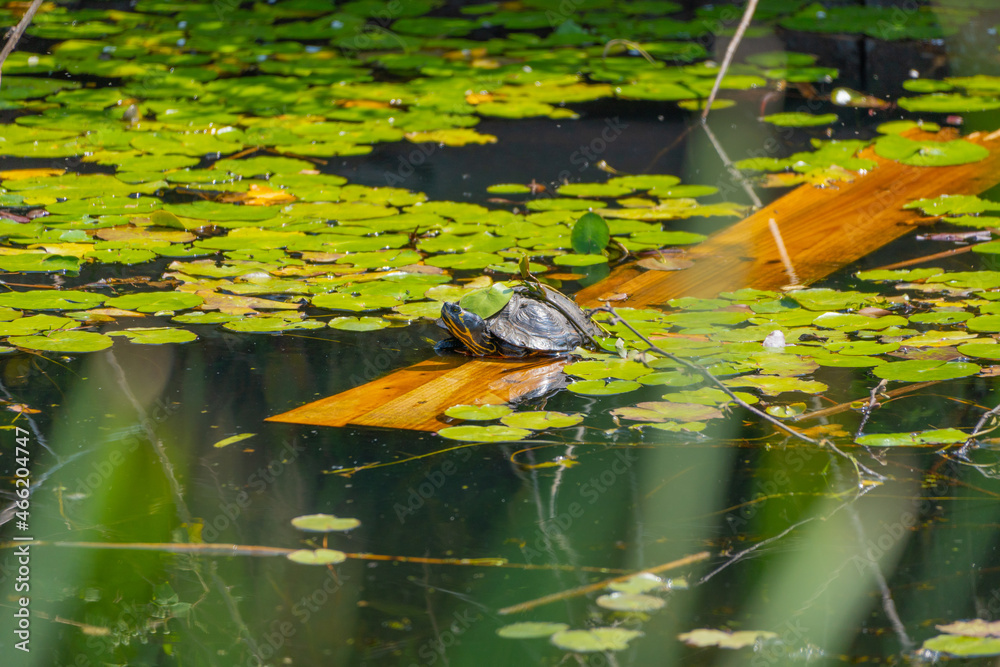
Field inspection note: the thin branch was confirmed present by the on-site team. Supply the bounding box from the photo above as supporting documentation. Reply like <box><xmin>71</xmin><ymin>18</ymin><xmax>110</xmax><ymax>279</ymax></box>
<box><xmin>593</xmin><ymin>306</ymin><xmax>818</xmax><ymax>445</ymax></box>
<box><xmin>854</xmin><ymin>379</ymin><xmax>887</xmax><ymax>441</ymax></box>
<box><xmin>794</xmin><ymin>381</ymin><xmax>939</xmax><ymax>422</ymax></box>
<box><xmin>700</xmin><ymin>121</ymin><xmax>763</xmax><ymax>208</ymax></box>
<box><xmin>498</xmin><ymin>551</ymin><xmax>710</xmax><ymax>615</ymax></box>
<box><xmin>700</xmin><ymin>0</ymin><xmax>760</xmax><ymax>122</ymax></box>
<box><xmin>0</xmin><ymin>0</ymin><xmax>44</xmax><ymax>87</ymax></box>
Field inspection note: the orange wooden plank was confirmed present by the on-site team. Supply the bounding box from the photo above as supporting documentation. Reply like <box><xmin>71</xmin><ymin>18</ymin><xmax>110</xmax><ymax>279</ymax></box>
<box><xmin>269</xmin><ymin>127</ymin><xmax>1000</xmax><ymax>432</ymax></box>
<box><xmin>576</xmin><ymin>127</ymin><xmax>1000</xmax><ymax>306</ymax></box>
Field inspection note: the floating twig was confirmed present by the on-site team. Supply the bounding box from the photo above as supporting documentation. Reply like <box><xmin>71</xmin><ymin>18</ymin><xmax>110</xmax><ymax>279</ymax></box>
<box><xmin>499</xmin><ymin>551</ymin><xmax>710</xmax><ymax>615</ymax></box>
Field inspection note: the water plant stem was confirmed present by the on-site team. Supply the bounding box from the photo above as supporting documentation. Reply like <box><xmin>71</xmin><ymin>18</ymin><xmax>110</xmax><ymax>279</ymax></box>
<box><xmin>0</xmin><ymin>0</ymin><xmax>44</xmax><ymax>86</ymax></box>
<box><xmin>700</xmin><ymin>0</ymin><xmax>760</xmax><ymax>122</ymax></box>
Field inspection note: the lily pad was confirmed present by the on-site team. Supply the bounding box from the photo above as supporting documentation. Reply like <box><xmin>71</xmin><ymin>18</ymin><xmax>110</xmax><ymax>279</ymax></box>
<box><xmin>855</xmin><ymin>428</ymin><xmax>967</xmax><ymax>447</ymax></box>
<box><xmin>550</xmin><ymin>627</ymin><xmax>644</xmax><ymax>653</ymax></box>
<box><xmin>291</xmin><ymin>514</ymin><xmax>360</xmax><ymax>532</ymax></box>
<box><xmin>500</xmin><ymin>411</ymin><xmax>584</xmax><ymax>430</ymax></box>
<box><xmin>497</xmin><ymin>622</ymin><xmax>569</xmax><ymax>639</ymax></box>
<box><xmin>872</xmin><ymin>359</ymin><xmax>981</xmax><ymax>381</ymax></box>
<box><xmin>107</xmin><ymin>327</ymin><xmax>197</xmax><ymax>344</ymax></box>
<box><xmin>8</xmin><ymin>330</ymin><xmax>113</xmax><ymax>352</ymax></box>
<box><xmin>437</xmin><ymin>424</ymin><xmax>531</xmax><ymax>442</ymax></box>
<box><xmin>444</xmin><ymin>404</ymin><xmax>512</xmax><ymax>421</ymax></box>
<box><xmin>287</xmin><ymin>549</ymin><xmax>347</xmax><ymax>565</ymax></box>
<box><xmin>596</xmin><ymin>593</ymin><xmax>666</xmax><ymax>612</ymax></box>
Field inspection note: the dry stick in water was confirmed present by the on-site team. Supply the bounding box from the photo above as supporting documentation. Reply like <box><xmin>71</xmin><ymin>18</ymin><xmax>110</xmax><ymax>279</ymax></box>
<box><xmin>0</xmin><ymin>0</ymin><xmax>44</xmax><ymax>87</ymax></box>
<box><xmin>595</xmin><ymin>307</ymin><xmax>888</xmax><ymax>481</ymax></box>
<box><xmin>592</xmin><ymin>306</ymin><xmax>818</xmax><ymax>445</ymax></box>
<box><xmin>700</xmin><ymin>0</ymin><xmax>760</xmax><ymax>122</ymax></box>
<box><xmin>854</xmin><ymin>379</ymin><xmax>888</xmax><ymax>441</ymax></box>
<box><xmin>499</xmin><ymin>551</ymin><xmax>710</xmax><ymax>615</ymax></box>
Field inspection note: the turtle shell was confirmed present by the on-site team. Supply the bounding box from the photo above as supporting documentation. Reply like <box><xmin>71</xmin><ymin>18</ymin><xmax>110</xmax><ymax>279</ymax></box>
<box><xmin>486</xmin><ymin>284</ymin><xmax>600</xmax><ymax>355</ymax></box>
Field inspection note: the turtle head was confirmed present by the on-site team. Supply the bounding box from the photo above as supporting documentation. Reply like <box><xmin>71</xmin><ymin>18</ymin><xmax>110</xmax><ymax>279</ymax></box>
<box><xmin>440</xmin><ymin>302</ymin><xmax>497</xmax><ymax>355</ymax></box>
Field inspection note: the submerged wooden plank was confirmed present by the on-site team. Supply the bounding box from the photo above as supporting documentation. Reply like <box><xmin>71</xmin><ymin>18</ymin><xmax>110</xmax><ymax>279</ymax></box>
<box><xmin>269</xmin><ymin>128</ymin><xmax>1000</xmax><ymax>432</ymax></box>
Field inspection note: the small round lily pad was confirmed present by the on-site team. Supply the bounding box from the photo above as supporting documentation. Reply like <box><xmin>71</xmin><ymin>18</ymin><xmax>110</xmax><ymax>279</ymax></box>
<box><xmin>286</xmin><ymin>549</ymin><xmax>347</xmax><ymax>565</ymax></box>
<box><xmin>444</xmin><ymin>404</ymin><xmax>512</xmax><ymax>421</ymax></box>
<box><xmin>291</xmin><ymin>514</ymin><xmax>361</xmax><ymax>532</ymax></box>
<box><xmin>437</xmin><ymin>424</ymin><xmax>530</xmax><ymax>442</ymax></box>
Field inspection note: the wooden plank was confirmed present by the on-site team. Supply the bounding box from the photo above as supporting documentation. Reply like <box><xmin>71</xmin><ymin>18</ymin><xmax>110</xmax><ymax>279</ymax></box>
<box><xmin>576</xmin><ymin>127</ymin><xmax>1000</xmax><ymax>306</ymax></box>
<box><xmin>269</xmin><ymin>357</ymin><xmax>569</xmax><ymax>431</ymax></box>
<box><xmin>268</xmin><ymin>127</ymin><xmax>1000</xmax><ymax>432</ymax></box>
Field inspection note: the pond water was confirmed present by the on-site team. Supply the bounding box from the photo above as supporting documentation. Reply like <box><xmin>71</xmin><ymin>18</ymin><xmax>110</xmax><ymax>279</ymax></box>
<box><xmin>2</xmin><ymin>1</ymin><xmax>1000</xmax><ymax>666</ymax></box>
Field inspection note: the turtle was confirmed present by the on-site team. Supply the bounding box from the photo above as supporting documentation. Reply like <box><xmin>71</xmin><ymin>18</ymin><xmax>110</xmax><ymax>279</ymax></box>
<box><xmin>437</xmin><ymin>283</ymin><xmax>602</xmax><ymax>357</ymax></box>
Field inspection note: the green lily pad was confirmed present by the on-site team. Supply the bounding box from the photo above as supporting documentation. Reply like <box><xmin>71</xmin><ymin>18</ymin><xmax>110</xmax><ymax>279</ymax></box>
<box><xmin>0</xmin><ymin>290</ymin><xmax>106</xmax><ymax>311</ymax></box>
<box><xmin>957</xmin><ymin>342</ymin><xmax>1000</xmax><ymax>359</ymax></box>
<box><xmin>290</xmin><ymin>514</ymin><xmax>360</xmax><ymax>532</ymax></box>
<box><xmin>611</xmin><ymin>401</ymin><xmax>723</xmax><ymax>422</ymax></box>
<box><xmin>499</xmin><ymin>411</ymin><xmax>584</xmax><ymax>430</ymax></box>
<box><xmin>104</xmin><ymin>292</ymin><xmax>204</xmax><ymax>313</ymax></box>
<box><xmin>761</xmin><ymin>112</ymin><xmax>839</xmax><ymax>127</ymax></box>
<box><xmin>570</xmin><ymin>211</ymin><xmax>611</xmax><ymax>256</ymax></box>
<box><xmin>565</xmin><ymin>359</ymin><xmax>652</xmax><ymax>381</ymax></box>
<box><xmin>873</xmin><ymin>359</ymin><xmax>981</xmax><ymax>381</ymax></box>
<box><xmin>9</xmin><ymin>330</ymin><xmax>113</xmax><ymax>352</ymax></box>
<box><xmin>437</xmin><ymin>424</ymin><xmax>531</xmax><ymax>442</ymax></box>
<box><xmin>497</xmin><ymin>622</ymin><xmax>569</xmax><ymax>639</ymax></box>
<box><xmin>550</xmin><ymin>627</ymin><xmax>644</xmax><ymax>653</ymax></box>
<box><xmin>0</xmin><ymin>253</ymin><xmax>81</xmax><ymax>273</ymax></box>
<box><xmin>328</xmin><ymin>316</ymin><xmax>390</xmax><ymax>331</ymax></box>
<box><xmin>607</xmin><ymin>573</ymin><xmax>666</xmax><ymax>594</ymax></box>
<box><xmin>567</xmin><ymin>379</ymin><xmax>641</xmax><ymax>395</ymax></box>
<box><xmin>855</xmin><ymin>428</ymin><xmax>967</xmax><ymax>447</ymax></box>
<box><xmin>596</xmin><ymin>593</ymin><xmax>666</xmax><ymax>612</ymax></box>
<box><xmin>444</xmin><ymin>404</ymin><xmax>512</xmax><ymax>421</ymax></box>
<box><xmin>107</xmin><ymin>327</ymin><xmax>197</xmax><ymax>344</ymax></box>
<box><xmin>724</xmin><ymin>375</ymin><xmax>828</xmax><ymax>395</ymax></box>
<box><xmin>678</xmin><ymin>628</ymin><xmax>778</xmax><ymax>649</ymax></box>
<box><xmin>287</xmin><ymin>549</ymin><xmax>347</xmax><ymax>565</ymax></box>
<box><xmin>874</xmin><ymin>134</ymin><xmax>990</xmax><ymax>167</ymax></box>
<box><xmin>922</xmin><ymin>635</ymin><xmax>1000</xmax><ymax>658</ymax></box>
<box><xmin>458</xmin><ymin>283</ymin><xmax>514</xmax><ymax>319</ymax></box>
<box><xmin>222</xmin><ymin>317</ymin><xmax>325</xmax><ymax>333</ymax></box>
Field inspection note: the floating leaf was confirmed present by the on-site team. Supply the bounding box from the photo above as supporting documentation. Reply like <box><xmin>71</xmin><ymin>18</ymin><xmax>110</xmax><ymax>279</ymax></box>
<box><xmin>9</xmin><ymin>330</ymin><xmax>113</xmax><ymax>352</ymax></box>
<box><xmin>437</xmin><ymin>424</ymin><xmax>531</xmax><ymax>442</ymax></box>
<box><xmin>287</xmin><ymin>549</ymin><xmax>347</xmax><ymax>565</ymax></box>
<box><xmin>108</xmin><ymin>327</ymin><xmax>197</xmax><ymax>344</ymax></box>
<box><xmin>678</xmin><ymin>628</ymin><xmax>777</xmax><ymax>649</ymax></box>
<box><xmin>444</xmin><ymin>404</ymin><xmax>512</xmax><ymax>421</ymax></box>
<box><xmin>873</xmin><ymin>359</ymin><xmax>980</xmax><ymax>381</ymax></box>
<box><xmin>500</xmin><ymin>411</ymin><xmax>584</xmax><ymax>430</ymax></box>
<box><xmin>874</xmin><ymin>134</ymin><xmax>990</xmax><ymax>167</ymax></box>
<box><xmin>0</xmin><ymin>290</ymin><xmax>106</xmax><ymax>310</ymax></box>
<box><xmin>104</xmin><ymin>292</ymin><xmax>204</xmax><ymax>313</ymax></box>
<box><xmin>571</xmin><ymin>212</ymin><xmax>610</xmax><ymax>255</ymax></box>
<box><xmin>497</xmin><ymin>622</ymin><xmax>569</xmax><ymax>639</ymax></box>
<box><xmin>212</xmin><ymin>433</ymin><xmax>256</xmax><ymax>449</ymax></box>
<box><xmin>855</xmin><ymin>428</ymin><xmax>967</xmax><ymax>447</ymax></box>
<box><xmin>761</xmin><ymin>112</ymin><xmax>839</xmax><ymax>127</ymax></box>
<box><xmin>596</xmin><ymin>593</ymin><xmax>666</xmax><ymax>612</ymax></box>
<box><xmin>550</xmin><ymin>627</ymin><xmax>644</xmax><ymax>653</ymax></box>
<box><xmin>922</xmin><ymin>635</ymin><xmax>1000</xmax><ymax>658</ymax></box>
<box><xmin>291</xmin><ymin>514</ymin><xmax>361</xmax><ymax>532</ymax></box>
<box><xmin>567</xmin><ymin>379</ymin><xmax>641</xmax><ymax>395</ymax></box>
<box><xmin>458</xmin><ymin>283</ymin><xmax>514</xmax><ymax>319</ymax></box>
<box><xmin>329</xmin><ymin>316</ymin><xmax>389</xmax><ymax>331</ymax></box>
